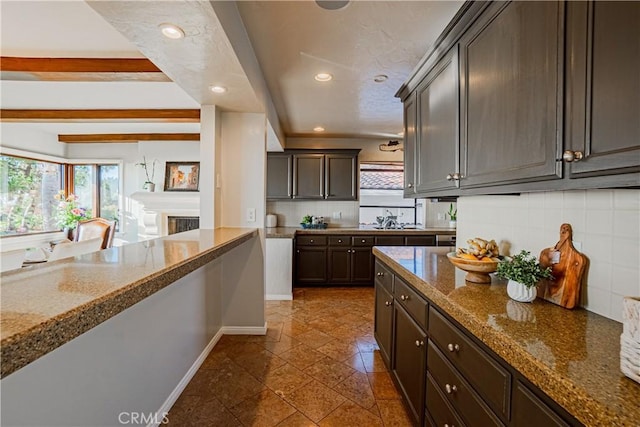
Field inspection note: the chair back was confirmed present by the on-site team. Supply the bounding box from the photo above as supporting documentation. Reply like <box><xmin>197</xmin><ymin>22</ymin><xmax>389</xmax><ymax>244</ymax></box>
<box><xmin>74</xmin><ymin>218</ymin><xmax>116</xmax><ymax>249</ymax></box>
<box><xmin>1</xmin><ymin>249</ymin><xmax>26</xmax><ymax>272</ymax></box>
<box><xmin>49</xmin><ymin>238</ymin><xmax>103</xmax><ymax>261</ymax></box>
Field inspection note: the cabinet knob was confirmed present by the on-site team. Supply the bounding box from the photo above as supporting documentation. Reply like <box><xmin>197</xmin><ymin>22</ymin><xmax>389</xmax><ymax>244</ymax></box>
<box><xmin>452</xmin><ymin>172</ymin><xmax>461</xmax><ymax>181</ymax></box>
<box><xmin>444</xmin><ymin>424</ymin><xmax>454</xmax><ymax>427</ymax></box>
<box><xmin>407</xmin><ymin>183</ymin><xmax>413</xmax><ymax>188</ymax></box>
<box><xmin>385</xmin><ymin>301</ymin><xmax>392</xmax><ymax>307</ymax></box>
<box><xmin>361</xmin><ymin>239</ymin><xmax>366</xmax><ymax>243</ymax></box>
<box><xmin>377</xmin><ymin>272</ymin><xmax>384</xmax><ymax>277</ymax></box>
<box><xmin>338</xmin><ymin>239</ymin><xmax>342</xmax><ymax>243</ymax></box>
<box><xmin>446</xmin><ymin>174</ymin><xmax>454</xmax><ymax>181</ymax></box>
<box><xmin>400</xmin><ymin>295</ymin><xmax>409</xmax><ymax>301</ymax></box>
<box><xmin>415</xmin><ymin>340</ymin><xmax>424</xmax><ymax>347</ymax></box>
<box><xmin>296</xmin><ymin>250</ymin><xmax>300</xmax><ymax>254</ymax></box>
<box><xmin>310</xmin><ymin>239</ymin><xmax>314</xmax><ymax>243</ymax></box>
<box><xmin>347</xmin><ymin>249</ymin><xmax>351</xmax><ymax>253</ymax></box>
<box><xmin>445</xmin><ymin>384</ymin><xmax>457</xmax><ymax>394</ymax></box>
<box><xmin>447</xmin><ymin>343</ymin><xmax>460</xmax><ymax>352</ymax></box>
<box><xmin>562</xmin><ymin>150</ymin><xmax>584</xmax><ymax>163</ymax></box>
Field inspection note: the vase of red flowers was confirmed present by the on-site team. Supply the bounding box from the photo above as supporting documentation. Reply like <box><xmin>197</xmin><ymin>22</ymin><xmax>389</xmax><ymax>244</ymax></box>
<box><xmin>54</xmin><ymin>191</ymin><xmax>91</xmax><ymax>238</ymax></box>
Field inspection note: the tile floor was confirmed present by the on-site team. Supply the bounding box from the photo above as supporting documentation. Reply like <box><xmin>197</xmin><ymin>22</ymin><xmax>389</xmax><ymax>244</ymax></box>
<box><xmin>167</xmin><ymin>287</ymin><xmax>413</xmax><ymax>426</ymax></box>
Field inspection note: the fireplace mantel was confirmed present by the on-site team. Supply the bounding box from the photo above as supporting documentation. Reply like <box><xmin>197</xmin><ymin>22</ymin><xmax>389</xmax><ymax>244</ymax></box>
<box><xmin>130</xmin><ymin>191</ymin><xmax>200</xmax><ymax>237</ymax></box>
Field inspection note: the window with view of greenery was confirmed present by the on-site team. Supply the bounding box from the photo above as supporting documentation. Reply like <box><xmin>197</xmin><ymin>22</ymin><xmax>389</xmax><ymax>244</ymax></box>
<box><xmin>0</xmin><ymin>155</ymin><xmax>120</xmax><ymax>237</ymax></box>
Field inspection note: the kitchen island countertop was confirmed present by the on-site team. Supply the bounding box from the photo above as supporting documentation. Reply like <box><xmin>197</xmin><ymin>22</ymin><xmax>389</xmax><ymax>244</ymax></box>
<box><xmin>373</xmin><ymin>246</ymin><xmax>639</xmax><ymax>426</ymax></box>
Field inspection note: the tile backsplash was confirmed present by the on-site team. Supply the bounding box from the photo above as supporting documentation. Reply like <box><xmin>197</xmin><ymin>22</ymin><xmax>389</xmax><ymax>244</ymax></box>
<box><xmin>267</xmin><ymin>201</ymin><xmax>359</xmax><ymax>228</ymax></box>
<box><xmin>457</xmin><ymin>189</ymin><xmax>640</xmax><ymax>322</ymax></box>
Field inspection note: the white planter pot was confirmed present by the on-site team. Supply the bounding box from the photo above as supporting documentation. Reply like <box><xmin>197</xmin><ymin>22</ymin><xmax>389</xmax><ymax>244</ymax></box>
<box><xmin>507</xmin><ymin>279</ymin><xmax>537</xmax><ymax>303</ymax></box>
<box><xmin>449</xmin><ymin>220</ymin><xmax>457</xmax><ymax>228</ymax></box>
<box><xmin>144</xmin><ymin>182</ymin><xmax>156</xmax><ymax>192</ymax></box>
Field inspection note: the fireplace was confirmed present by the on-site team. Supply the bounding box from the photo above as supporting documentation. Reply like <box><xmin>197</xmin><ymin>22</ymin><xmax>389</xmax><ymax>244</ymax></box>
<box><xmin>130</xmin><ymin>191</ymin><xmax>200</xmax><ymax>237</ymax></box>
<box><xmin>168</xmin><ymin>216</ymin><xmax>200</xmax><ymax>235</ymax></box>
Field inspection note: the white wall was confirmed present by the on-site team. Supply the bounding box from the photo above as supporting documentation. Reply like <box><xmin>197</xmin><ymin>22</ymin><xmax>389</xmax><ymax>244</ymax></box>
<box><xmin>457</xmin><ymin>189</ymin><xmax>640</xmax><ymax>322</ymax></box>
<box><xmin>267</xmin><ymin>200</ymin><xmax>359</xmax><ymax>228</ymax></box>
<box><xmin>286</xmin><ymin>137</ymin><xmax>403</xmax><ymax>163</ymax></box>
<box><xmin>1</xmin><ymin>124</ymin><xmax>65</xmax><ymax>158</ymax></box>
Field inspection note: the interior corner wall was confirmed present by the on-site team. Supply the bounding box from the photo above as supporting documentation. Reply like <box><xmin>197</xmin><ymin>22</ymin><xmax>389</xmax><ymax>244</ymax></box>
<box><xmin>285</xmin><ymin>137</ymin><xmax>404</xmax><ymax>163</ymax></box>
<box><xmin>214</xmin><ymin>107</ymin><xmax>223</xmax><ymax>229</ymax></box>
<box><xmin>0</xmin><ymin>125</ymin><xmax>65</xmax><ymax>158</ymax></box>
<box><xmin>219</xmin><ymin>112</ymin><xmax>266</xmax><ymax>229</ymax></box>
<box><xmin>200</xmin><ymin>105</ymin><xmax>216</xmax><ymax>230</ymax></box>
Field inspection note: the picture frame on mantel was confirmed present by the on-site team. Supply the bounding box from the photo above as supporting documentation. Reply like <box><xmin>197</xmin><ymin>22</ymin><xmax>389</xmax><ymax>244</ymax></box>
<box><xmin>164</xmin><ymin>162</ymin><xmax>200</xmax><ymax>192</ymax></box>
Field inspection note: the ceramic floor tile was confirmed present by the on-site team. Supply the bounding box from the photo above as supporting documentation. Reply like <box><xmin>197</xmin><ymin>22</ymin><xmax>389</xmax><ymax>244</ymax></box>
<box><xmin>261</xmin><ymin>334</ymin><xmax>303</xmax><ymax>355</ymax></box>
<box><xmin>207</xmin><ymin>359</ymin><xmax>267</xmax><ymax>408</ymax></box>
<box><xmin>315</xmin><ymin>339</ymin><xmax>359</xmax><ymax>361</ymax></box>
<box><xmin>278</xmin><ymin>344</ymin><xmax>327</xmax><ymax>370</ymax></box>
<box><xmin>356</xmin><ymin>334</ymin><xmax>380</xmax><ymax>352</ymax></box>
<box><xmin>263</xmin><ymin>363</ymin><xmax>313</xmax><ymax>397</ymax></box>
<box><xmin>360</xmin><ymin>350</ymin><xmax>388</xmax><ymax>373</ymax></box>
<box><xmin>230</xmin><ymin>389</ymin><xmax>297</xmax><ymax>427</ymax></box>
<box><xmin>234</xmin><ymin>348</ymin><xmax>287</xmax><ymax>381</ymax></box>
<box><xmin>341</xmin><ymin>352</ymin><xmax>367</xmax><ymax>373</ymax></box>
<box><xmin>283</xmin><ymin>380</ymin><xmax>346</xmax><ymax>423</ymax></box>
<box><xmin>318</xmin><ymin>401</ymin><xmax>383</xmax><ymax>427</ymax></box>
<box><xmin>294</xmin><ymin>328</ymin><xmax>336</xmax><ymax>349</ymax></box>
<box><xmin>332</xmin><ymin>371</ymin><xmax>377</xmax><ymax>410</ymax></box>
<box><xmin>367</xmin><ymin>372</ymin><xmax>402</xmax><ymax>400</ymax></box>
<box><xmin>377</xmin><ymin>399</ymin><xmax>413</xmax><ymax>426</ymax></box>
<box><xmin>281</xmin><ymin>320</ymin><xmax>313</xmax><ymax>337</ymax></box>
<box><xmin>167</xmin><ymin>395</ymin><xmax>241</xmax><ymax>427</ymax></box>
<box><xmin>276</xmin><ymin>411</ymin><xmax>318</xmax><ymax>427</ymax></box>
<box><xmin>305</xmin><ymin>357</ymin><xmax>356</xmax><ymax>388</ymax></box>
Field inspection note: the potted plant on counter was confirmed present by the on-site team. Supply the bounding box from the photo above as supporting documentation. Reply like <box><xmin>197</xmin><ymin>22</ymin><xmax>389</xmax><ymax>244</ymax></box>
<box><xmin>496</xmin><ymin>250</ymin><xmax>553</xmax><ymax>303</ymax></box>
<box><xmin>447</xmin><ymin>203</ymin><xmax>457</xmax><ymax>228</ymax></box>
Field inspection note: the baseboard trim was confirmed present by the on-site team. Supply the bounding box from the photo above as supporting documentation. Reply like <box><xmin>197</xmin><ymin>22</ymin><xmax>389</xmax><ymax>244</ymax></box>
<box><xmin>221</xmin><ymin>323</ymin><xmax>267</xmax><ymax>335</ymax></box>
<box><xmin>148</xmin><ymin>329</ymin><xmax>223</xmax><ymax>427</ymax></box>
<box><xmin>266</xmin><ymin>293</ymin><xmax>293</xmax><ymax>301</ymax></box>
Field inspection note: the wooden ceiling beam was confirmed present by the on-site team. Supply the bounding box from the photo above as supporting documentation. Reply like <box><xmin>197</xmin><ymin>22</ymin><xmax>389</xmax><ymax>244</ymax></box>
<box><xmin>58</xmin><ymin>133</ymin><xmax>201</xmax><ymax>143</ymax></box>
<box><xmin>0</xmin><ymin>57</ymin><xmax>171</xmax><ymax>82</ymax></box>
<box><xmin>0</xmin><ymin>109</ymin><xmax>200</xmax><ymax>123</ymax></box>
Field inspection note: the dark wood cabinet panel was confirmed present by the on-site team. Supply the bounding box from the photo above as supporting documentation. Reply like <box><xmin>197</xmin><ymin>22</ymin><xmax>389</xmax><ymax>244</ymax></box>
<box><xmin>459</xmin><ymin>0</ymin><xmax>563</xmax><ymax>188</ymax></box>
<box><xmin>395</xmin><ymin>276</ymin><xmax>428</xmax><ymax>331</ymax></box>
<box><xmin>403</xmin><ymin>92</ymin><xmax>417</xmax><ymax>196</ymax></box>
<box><xmin>292</xmin><ymin>154</ymin><xmax>324</xmax><ymax>199</ymax></box>
<box><xmin>405</xmin><ymin>235</ymin><xmax>436</xmax><ymax>247</ymax></box>
<box><xmin>565</xmin><ymin>1</ymin><xmax>640</xmax><ymax>178</ymax></box>
<box><xmin>296</xmin><ymin>236</ymin><xmax>327</xmax><ymax>246</ymax></box>
<box><xmin>325</xmin><ymin>154</ymin><xmax>357</xmax><ymax>200</ymax></box>
<box><xmin>295</xmin><ymin>247</ymin><xmax>327</xmax><ymax>284</ymax></box>
<box><xmin>375</xmin><ymin>261</ymin><xmax>394</xmax><ymax>293</ymax></box>
<box><xmin>416</xmin><ymin>47</ymin><xmax>460</xmax><ymax>193</ymax></box>
<box><xmin>328</xmin><ymin>247</ymin><xmax>351</xmax><ymax>284</ymax></box>
<box><xmin>375</xmin><ymin>235</ymin><xmax>405</xmax><ymax>246</ymax></box>
<box><xmin>512</xmin><ymin>381</ymin><xmax>570</xmax><ymax>427</ymax></box>
<box><xmin>266</xmin><ymin>154</ymin><xmax>292</xmax><ymax>200</ymax></box>
<box><xmin>393</xmin><ymin>303</ymin><xmax>427</xmax><ymax>426</ymax></box>
<box><xmin>426</xmin><ymin>372</ymin><xmax>465</xmax><ymax>427</ymax></box>
<box><xmin>351</xmin><ymin>247</ymin><xmax>373</xmax><ymax>284</ymax></box>
<box><xmin>374</xmin><ymin>281</ymin><xmax>394</xmax><ymax>368</ymax></box>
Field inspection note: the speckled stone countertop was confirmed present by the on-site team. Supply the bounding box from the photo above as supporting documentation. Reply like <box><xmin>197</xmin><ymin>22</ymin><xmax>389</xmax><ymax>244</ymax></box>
<box><xmin>373</xmin><ymin>246</ymin><xmax>640</xmax><ymax>427</ymax></box>
<box><xmin>265</xmin><ymin>226</ymin><xmax>456</xmax><ymax>238</ymax></box>
<box><xmin>0</xmin><ymin>228</ymin><xmax>258</xmax><ymax>378</ymax></box>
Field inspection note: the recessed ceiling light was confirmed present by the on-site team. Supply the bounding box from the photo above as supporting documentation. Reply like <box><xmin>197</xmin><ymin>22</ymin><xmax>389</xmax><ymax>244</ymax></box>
<box><xmin>159</xmin><ymin>23</ymin><xmax>185</xmax><ymax>39</ymax></box>
<box><xmin>313</xmin><ymin>126</ymin><xmax>325</xmax><ymax>132</ymax></box>
<box><xmin>373</xmin><ymin>74</ymin><xmax>388</xmax><ymax>83</ymax></box>
<box><xmin>314</xmin><ymin>73</ymin><xmax>333</xmax><ymax>82</ymax></box>
<box><xmin>209</xmin><ymin>86</ymin><xmax>227</xmax><ymax>93</ymax></box>
<box><xmin>316</xmin><ymin>1</ymin><xmax>350</xmax><ymax>11</ymax></box>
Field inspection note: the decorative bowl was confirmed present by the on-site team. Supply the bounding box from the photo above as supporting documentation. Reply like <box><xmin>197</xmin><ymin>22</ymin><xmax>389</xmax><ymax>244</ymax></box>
<box><xmin>446</xmin><ymin>252</ymin><xmax>500</xmax><ymax>284</ymax></box>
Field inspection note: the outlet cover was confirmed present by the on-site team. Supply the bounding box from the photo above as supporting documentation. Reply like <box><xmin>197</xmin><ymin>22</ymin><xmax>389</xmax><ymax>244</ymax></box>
<box><xmin>247</xmin><ymin>208</ymin><xmax>256</xmax><ymax>222</ymax></box>
<box><xmin>333</xmin><ymin>211</ymin><xmax>341</xmax><ymax>219</ymax></box>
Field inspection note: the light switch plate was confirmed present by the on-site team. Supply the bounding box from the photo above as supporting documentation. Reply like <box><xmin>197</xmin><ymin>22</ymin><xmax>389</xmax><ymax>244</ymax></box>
<box><xmin>247</xmin><ymin>208</ymin><xmax>256</xmax><ymax>222</ymax></box>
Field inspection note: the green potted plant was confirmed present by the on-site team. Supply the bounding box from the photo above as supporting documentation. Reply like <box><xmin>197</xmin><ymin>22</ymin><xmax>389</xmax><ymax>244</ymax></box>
<box><xmin>447</xmin><ymin>203</ymin><xmax>457</xmax><ymax>228</ymax></box>
<box><xmin>136</xmin><ymin>156</ymin><xmax>158</xmax><ymax>192</ymax></box>
<box><xmin>301</xmin><ymin>214</ymin><xmax>313</xmax><ymax>229</ymax></box>
<box><xmin>496</xmin><ymin>250</ymin><xmax>553</xmax><ymax>302</ymax></box>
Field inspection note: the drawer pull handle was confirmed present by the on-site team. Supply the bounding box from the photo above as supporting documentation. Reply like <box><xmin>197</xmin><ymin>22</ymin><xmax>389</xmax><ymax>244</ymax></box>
<box><xmin>445</xmin><ymin>384</ymin><xmax>457</xmax><ymax>394</ymax></box>
<box><xmin>447</xmin><ymin>343</ymin><xmax>460</xmax><ymax>352</ymax></box>
<box><xmin>415</xmin><ymin>340</ymin><xmax>424</xmax><ymax>347</ymax></box>
<box><xmin>400</xmin><ymin>295</ymin><xmax>409</xmax><ymax>301</ymax></box>
<box><xmin>376</xmin><ymin>272</ymin><xmax>384</xmax><ymax>277</ymax></box>
<box><xmin>361</xmin><ymin>239</ymin><xmax>366</xmax><ymax>243</ymax></box>
<box><xmin>385</xmin><ymin>301</ymin><xmax>392</xmax><ymax>307</ymax></box>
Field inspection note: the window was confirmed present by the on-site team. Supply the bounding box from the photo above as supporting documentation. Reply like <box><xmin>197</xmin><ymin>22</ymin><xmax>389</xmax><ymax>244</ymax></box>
<box><xmin>0</xmin><ymin>154</ymin><xmax>120</xmax><ymax>237</ymax></box>
<box><xmin>0</xmin><ymin>155</ymin><xmax>64</xmax><ymax>235</ymax></box>
<box><xmin>359</xmin><ymin>162</ymin><xmax>423</xmax><ymax>227</ymax></box>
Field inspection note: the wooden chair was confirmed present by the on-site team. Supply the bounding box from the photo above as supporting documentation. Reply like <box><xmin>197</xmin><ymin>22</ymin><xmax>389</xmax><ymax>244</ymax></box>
<box><xmin>74</xmin><ymin>218</ymin><xmax>116</xmax><ymax>249</ymax></box>
<box><xmin>49</xmin><ymin>238</ymin><xmax>104</xmax><ymax>261</ymax></box>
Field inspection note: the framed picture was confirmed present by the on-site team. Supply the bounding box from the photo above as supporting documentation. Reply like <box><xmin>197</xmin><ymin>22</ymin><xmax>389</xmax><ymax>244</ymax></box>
<box><xmin>164</xmin><ymin>162</ymin><xmax>200</xmax><ymax>192</ymax></box>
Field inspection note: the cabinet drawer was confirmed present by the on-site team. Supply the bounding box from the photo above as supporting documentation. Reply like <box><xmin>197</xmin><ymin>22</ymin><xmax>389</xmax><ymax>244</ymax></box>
<box><xmin>328</xmin><ymin>236</ymin><xmax>350</xmax><ymax>246</ymax></box>
<box><xmin>375</xmin><ymin>261</ymin><xmax>393</xmax><ymax>293</ymax></box>
<box><xmin>394</xmin><ymin>277</ymin><xmax>428</xmax><ymax>330</ymax></box>
<box><xmin>512</xmin><ymin>380</ymin><xmax>570</xmax><ymax>427</ymax></box>
<box><xmin>426</xmin><ymin>372</ymin><xmax>465</xmax><ymax>427</ymax></box>
<box><xmin>352</xmin><ymin>236</ymin><xmax>375</xmax><ymax>246</ymax></box>
<box><xmin>429</xmin><ymin>308</ymin><xmax>511</xmax><ymax>419</ymax></box>
<box><xmin>296</xmin><ymin>235</ymin><xmax>327</xmax><ymax>246</ymax></box>
<box><xmin>375</xmin><ymin>235</ymin><xmax>405</xmax><ymax>246</ymax></box>
<box><xmin>427</xmin><ymin>342</ymin><xmax>504</xmax><ymax>427</ymax></box>
<box><xmin>405</xmin><ymin>235</ymin><xmax>436</xmax><ymax>246</ymax></box>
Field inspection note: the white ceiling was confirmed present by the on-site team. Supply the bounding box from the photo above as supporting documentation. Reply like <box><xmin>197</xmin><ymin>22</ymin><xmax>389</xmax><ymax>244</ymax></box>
<box><xmin>0</xmin><ymin>0</ymin><xmax>463</xmax><ymax>142</ymax></box>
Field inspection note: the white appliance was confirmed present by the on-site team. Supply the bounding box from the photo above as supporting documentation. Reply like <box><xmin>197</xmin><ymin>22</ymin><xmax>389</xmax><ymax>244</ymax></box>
<box><xmin>266</xmin><ymin>214</ymin><xmax>277</xmax><ymax>228</ymax></box>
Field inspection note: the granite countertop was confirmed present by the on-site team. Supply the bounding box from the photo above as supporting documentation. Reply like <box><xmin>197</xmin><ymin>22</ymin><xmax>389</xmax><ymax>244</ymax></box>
<box><xmin>373</xmin><ymin>246</ymin><xmax>640</xmax><ymax>427</ymax></box>
<box><xmin>0</xmin><ymin>227</ymin><xmax>258</xmax><ymax>378</ymax></box>
<box><xmin>265</xmin><ymin>226</ymin><xmax>456</xmax><ymax>238</ymax></box>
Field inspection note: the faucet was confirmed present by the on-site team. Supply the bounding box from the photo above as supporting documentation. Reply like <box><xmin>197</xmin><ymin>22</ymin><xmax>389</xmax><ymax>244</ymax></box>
<box><xmin>383</xmin><ymin>210</ymin><xmax>398</xmax><ymax>229</ymax></box>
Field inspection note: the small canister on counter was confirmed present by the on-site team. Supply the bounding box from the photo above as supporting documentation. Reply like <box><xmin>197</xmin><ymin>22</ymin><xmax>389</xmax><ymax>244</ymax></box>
<box><xmin>266</xmin><ymin>214</ymin><xmax>277</xmax><ymax>228</ymax></box>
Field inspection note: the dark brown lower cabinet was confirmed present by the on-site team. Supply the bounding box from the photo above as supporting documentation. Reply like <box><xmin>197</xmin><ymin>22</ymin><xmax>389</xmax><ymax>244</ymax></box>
<box><xmin>392</xmin><ymin>303</ymin><xmax>427</xmax><ymax>426</ymax></box>
<box><xmin>512</xmin><ymin>380</ymin><xmax>570</xmax><ymax>427</ymax></box>
<box><xmin>351</xmin><ymin>247</ymin><xmax>373</xmax><ymax>283</ymax></box>
<box><xmin>328</xmin><ymin>247</ymin><xmax>351</xmax><ymax>283</ymax></box>
<box><xmin>425</xmin><ymin>372</ymin><xmax>464</xmax><ymax>427</ymax></box>
<box><xmin>295</xmin><ymin>247</ymin><xmax>327</xmax><ymax>284</ymax></box>
<box><xmin>374</xmin><ymin>281</ymin><xmax>394</xmax><ymax>367</ymax></box>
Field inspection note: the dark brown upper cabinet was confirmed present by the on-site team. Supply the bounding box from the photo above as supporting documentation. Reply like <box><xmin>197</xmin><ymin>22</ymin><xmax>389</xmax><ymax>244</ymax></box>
<box><xmin>564</xmin><ymin>1</ymin><xmax>640</xmax><ymax>178</ymax></box>
<box><xmin>266</xmin><ymin>153</ymin><xmax>292</xmax><ymax>200</ymax></box>
<box><xmin>292</xmin><ymin>153</ymin><xmax>325</xmax><ymax>199</ymax></box>
<box><xmin>325</xmin><ymin>153</ymin><xmax>358</xmax><ymax>200</ymax></box>
<box><xmin>403</xmin><ymin>92</ymin><xmax>418</xmax><ymax>197</ymax></box>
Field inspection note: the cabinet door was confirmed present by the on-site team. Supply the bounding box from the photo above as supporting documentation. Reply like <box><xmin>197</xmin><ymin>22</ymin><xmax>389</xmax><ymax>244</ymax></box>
<box><xmin>460</xmin><ymin>1</ymin><xmax>563</xmax><ymax>187</ymax></box>
<box><xmin>393</xmin><ymin>303</ymin><xmax>427</xmax><ymax>426</ymax></box>
<box><xmin>325</xmin><ymin>154</ymin><xmax>357</xmax><ymax>200</ymax></box>
<box><xmin>266</xmin><ymin>154</ymin><xmax>292</xmax><ymax>199</ymax></box>
<box><xmin>416</xmin><ymin>47</ymin><xmax>460</xmax><ymax>194</ymax></box>
<box><xmin>374</xmin><ymin>282</ymin><xmax>394</xmax><ymax>367</ymax></box>
<box><xmin>565</xmin><ymin>1</ymin><xmax>640</xmax><ymax>177</ymax></box>
<box><xmin>512</xmin><ymin>380</ymin><xmax>570</xmax><ymax>427</ymax></box>
<box><xmin>351</xmin><ymin>247</ymin><xmax>373</xmax><ymax>284</ymax></box>
<box><xmin>404</xmin><ymin>92</ymin><xmax>417</xmax><ymax>196</ymax></box>
<box><xmin>328</xmin><ymin>247</ymin><xmax>351</xmax><ymax>284</ymax></box>
<box><xmin>292</xmin><ymin>154</ymin><xmax>324</xmax><ymax>199</ymax></box>
<box><xmin>295</xmin><ymin>247</ymin><xmax>327</xmax><ymax>284</ymax></box>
